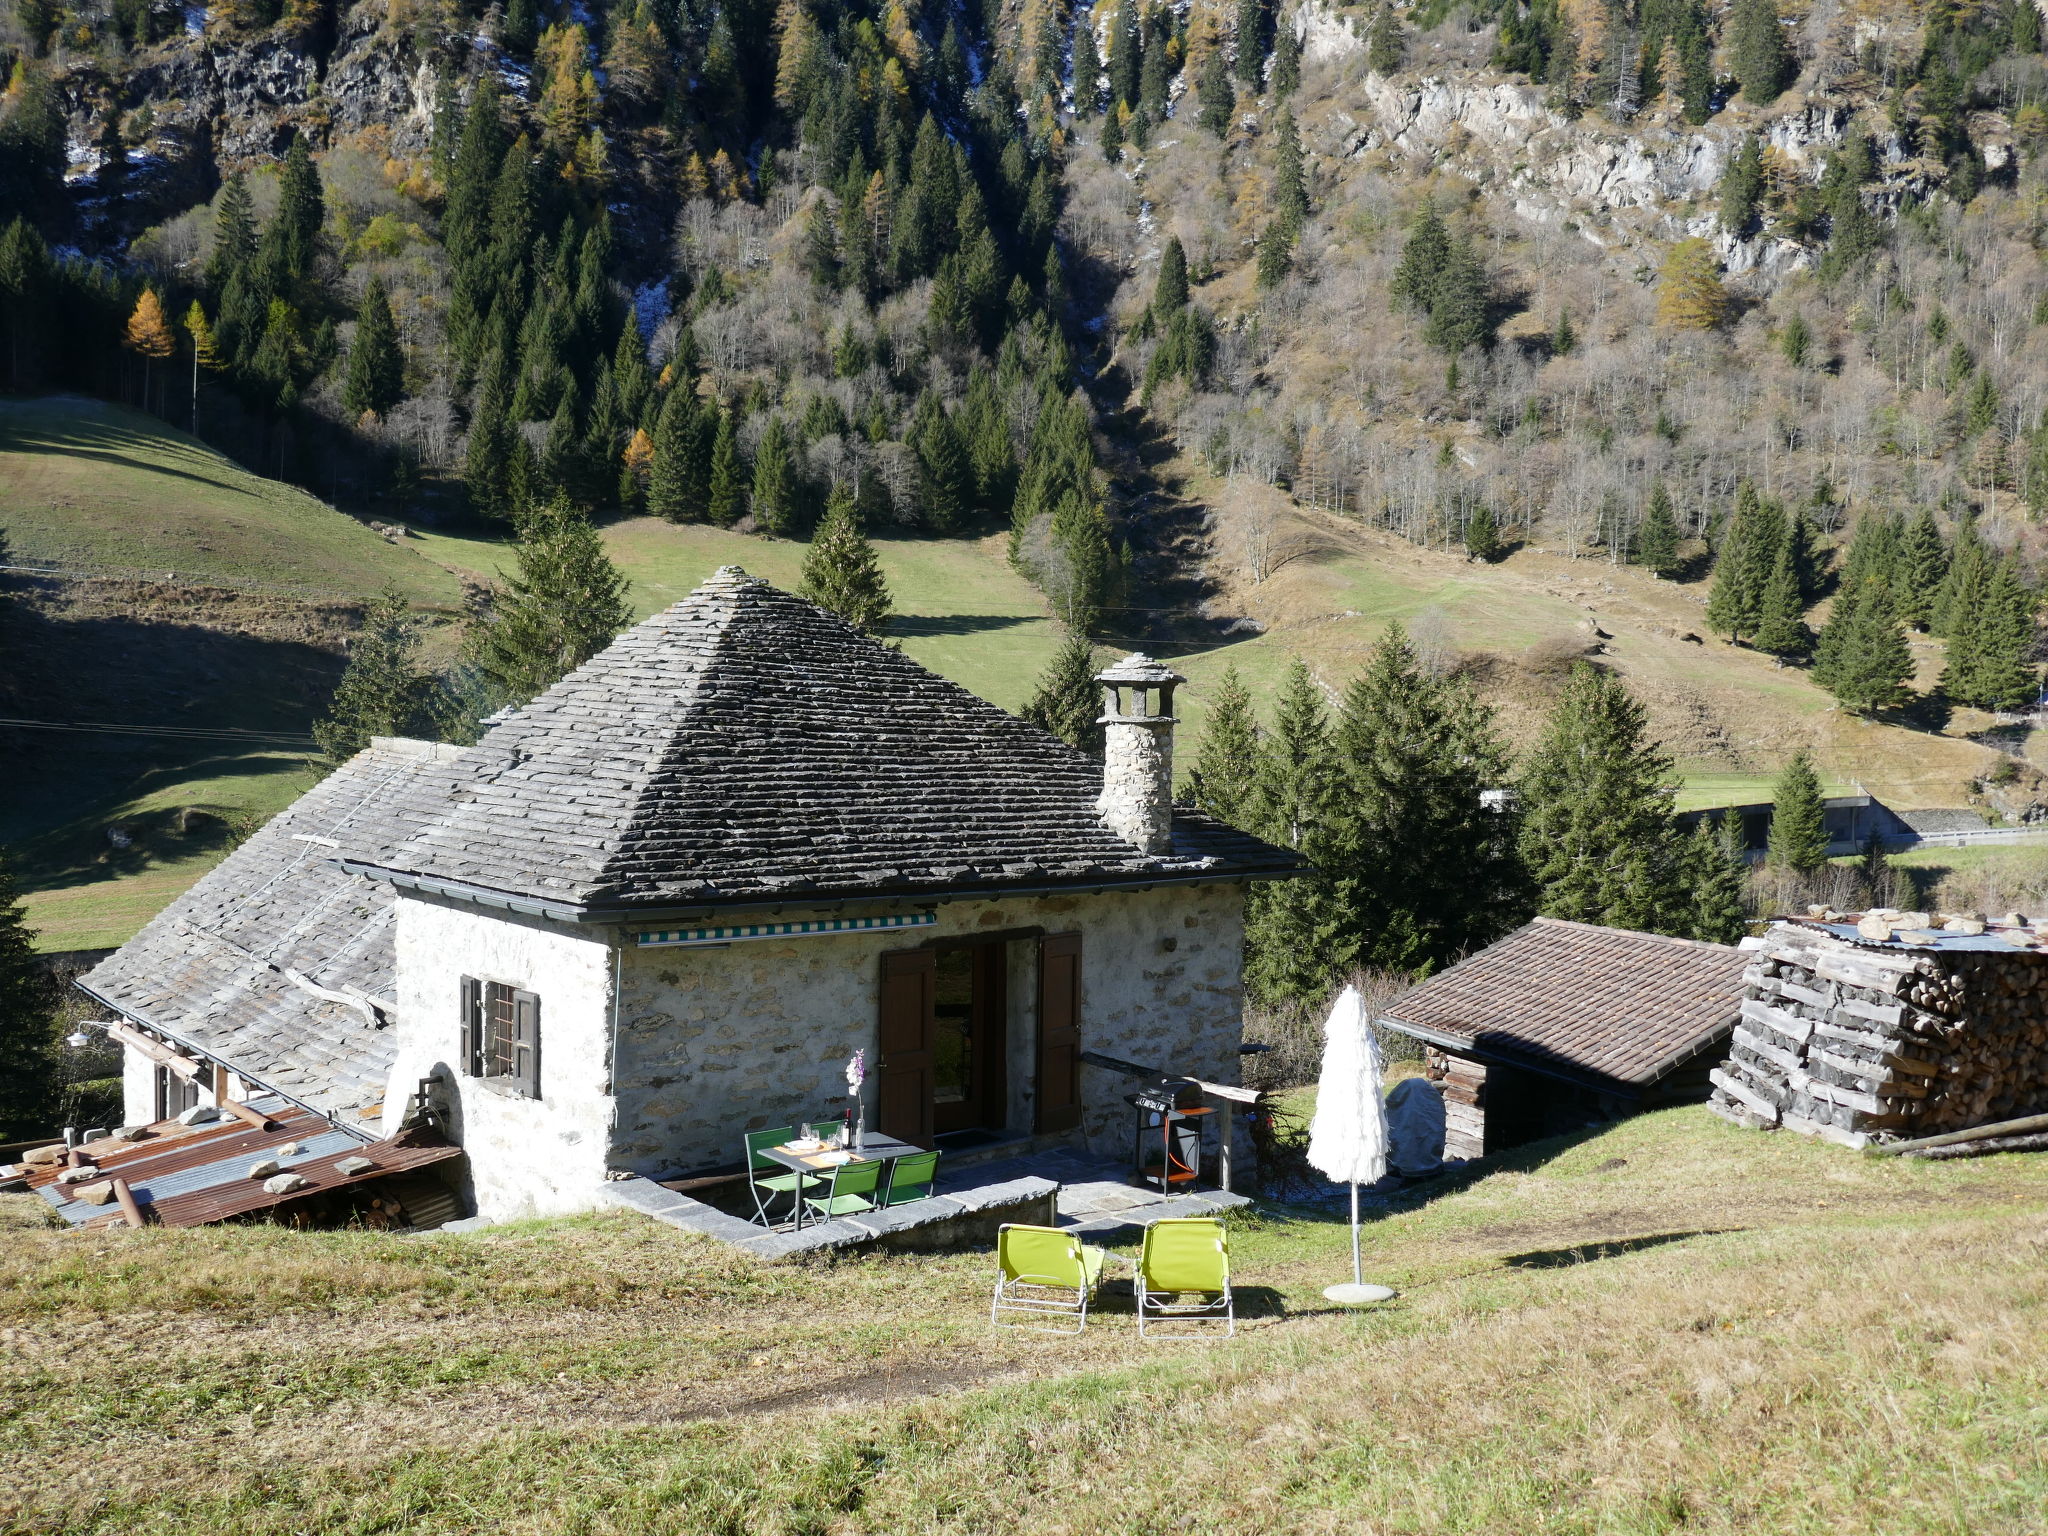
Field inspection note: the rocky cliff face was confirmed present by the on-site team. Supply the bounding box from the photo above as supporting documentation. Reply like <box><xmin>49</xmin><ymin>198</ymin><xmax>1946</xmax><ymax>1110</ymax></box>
<box><xmin>1290</xmin><ymin>0</ymin><xmax>2011</xmax><ymax>287</ymax></box>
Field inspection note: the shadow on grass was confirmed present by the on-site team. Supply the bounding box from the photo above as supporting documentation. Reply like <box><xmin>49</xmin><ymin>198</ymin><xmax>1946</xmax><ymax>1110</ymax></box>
<box><xmin>887</xmin><ymin>614</ymin><xmax>1039</xmax><ymax>638</ymax></box>
<box><xmin>1503</xmin><ymin>1230</ymin><xmax>1732</xmax><ymax>1269</ymax></box>
<box><xmin>1</xmin><ymin>404</ymin><xmax>260</xmax><ymax>500</ymax></box>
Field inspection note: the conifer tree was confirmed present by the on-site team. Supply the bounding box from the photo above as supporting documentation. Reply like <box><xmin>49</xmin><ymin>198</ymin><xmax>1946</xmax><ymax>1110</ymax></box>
<box><xmin>341</xmin><ymin>275</ymin><xmax>405</xmax><ymax>419</ymax></box>
<box><xmin>1196</xmin><ymin>41</ymin><xmax>1236</xmax><ymax>135</ymax></box>
<box><xmin>124</xmin><ymin>288</ymin><xmax>174</xmax><ymax>411</ymax></box>
<box><xmin>315</xmin><ymin>587</ymin><xmax>427</xmax><ymax>760</ymax></box>
<box><xmin>208</xmin><ymin>170</ymin><xmax>258</xmax><ymax>293</ymax></box>
<box><xmin>1189</xmin><ymin>663</ymin><xmax>1262</xmax><ymax>830</ymax></box>
<box><xmin>1945</xmin><ymin>556</ymin><xmax>2040</xmax><ymax>712</ymax></box>
<box><xmin>1109</xmin><ymin>0</ymin><xmax>1142</xmax><ymax>110</ymax></box>
<box><xmin>1705</xmin><ymin>483</ymin><xmax>1784</xmax><ymax>643</ymax></box>
<box><xmin>1930</xmin><ymin>511</ymin><xmax>1987</xmax><ymax>638</ymax></box>
<box><xmin>1767</xmin><ymin>750</ymin><xmax>1829</xmax><ymax>873</ymax></box>
<box><xmin>1235</xmin><ymin>0</ymin><xmax>1271</xmax><ymax>84</ymax></box>
<box><xmin>797</xmin><ymin>487</ymin><xmax>893</xmax><ymax>636</ymax></box>
<box><xmin>646</xmin><ymin>387</ymin><xmax>694</xmax><ymax>522</ymax></box>
<box><xmin>1272</xmin><ymin>6</ymin><xmax>1302</xmax><ymax>96</ymax></box>
<box><xmin>1325</xmin><ymin>623</ymin><xmax>1530</xmax><ymax>972</ymax></box>
<box><xmin>1683</xmin><ymin>816</ymin><xmax>1750</xmax><ymax>946</ymax></box>
<box><xmin>963</xmin><ymin>363</ymin><xmax>1018</xmax><ymax>513</ymax></box>
<box><xmin>1728</xmin><ymin>0</ymin><xmax>1792</xmax><ymax>105</ymax></box>
<box><xmin>1519</xmin><ymin>664</ymin><xmax>1689</xmax><ymax>934</ymax></box>
<box><xmin>1270</xmin><ymin>107</ymin><xmax>1308</xmax><ymax>231</ymax></box>
<box><xmin>1153</xmin><ymin>237</ymin><xmax>1190</xmax><ymax>318</ymax></box>
<box><xmin>1752</xmin><ymin>538</ymin><xmax>1812</xmax><ymax>658</ymax></box>
<box><xmin>1021</xmin><ymin>630</ymin><xmax>1105</xmax><ymax>756</ymax></box>
<box><xmin>1638</xmin><ymin>480</ymin><xmax>1681</xmax><ymax>576</ymax></box>
<box><xmin>1072</xmin><ymin>13</ymin><xmax>1102</xmax><ymax>115</ymax></box>
<box><xmin>268</xmin><ymin>134</ymin><xmax>326</xmax><ymax>285</ymax></box>
<box><xmin>912</xmin><ymin>391</ymin><xmax>972</xmax><ymax>533</ymax></box>
<box><xmin>0</xmin><ymin>847</ymin><xmax>55</xmax><ymax>1141</ymax></box>
<box><xmin>472</xmin><ymin>497</ymin><xmax>633</xmax><ymax>705</ymax></box>
<box><xmin>1895</xmin><ymin>508</ymin><xmax>1948</xmax><ymax>630</ymax></box>
<box><xmin>708</xmin><ymin>408</ymin><xmax>745</xmax><ymax>526</ymax></box>
<box><xmin>1718</xmin><ymin>133</ymin><xmax>1765</xmax><ymax>234</ymax></box>
<box><xmin>1423</xmin><ymin>236</ymin><xmax>1492</xmax><ymax>355</ymax></box>
<box><xmin>750</xmin><ymin>415</ymin><xmax>799</xmax><ymax>536</ymax></box>
<box><xmin>1391</xmin><ymin>203</ymin><xmax>1452</xmax><ymax>314</ymax></box>
<box><xmin>1244</xmin><ymin>658</ymin><xmax>1347</xmax><ymax>1001</ymax></box>
<box><xmin>540</xmin><ymin>390</ymin><xmax>586</xmax><ymax>505</ymax></box>
<box><xmin>1816</xmin><ymin>578</ymin><xmax>1914</xmax><ymax>715</ymax></box>
<box><xmin>1656</xmin><ymin>237</ymin><xmax>1728</xmax><ymax>329</ymax></box>
<box><xmin>1367</xmin><ymin>0</ymin><xmax>1404</xmax><ymax>73</ymax></box>
<box><xmin>1101</xmin><ymin>100</ymin><xmax>1126</xmax><ymax>161</ymax></box>
<box><xmin>1464</xmin><ymin>501</ymin><xmax>1502</xmax><ymax>562</ymax></box>
<box><xmin>465</xmin><ymin>357</ymin><xmax>517</xmax><ymax>520</ymax></box>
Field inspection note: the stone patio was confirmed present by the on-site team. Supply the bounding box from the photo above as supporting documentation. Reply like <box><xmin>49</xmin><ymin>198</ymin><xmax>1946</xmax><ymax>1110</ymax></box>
<box><xmin>601</xmin><ymin>1145</ymin><xmax>1251</xmax><ymax>1262</ymax></box>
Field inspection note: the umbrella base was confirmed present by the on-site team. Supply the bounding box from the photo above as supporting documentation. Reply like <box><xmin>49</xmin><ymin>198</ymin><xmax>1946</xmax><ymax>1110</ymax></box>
<box><xmin>1323</xmin><ymin>1282</ymin><xmax>1397</xmax><ymax>1306</ymax></box>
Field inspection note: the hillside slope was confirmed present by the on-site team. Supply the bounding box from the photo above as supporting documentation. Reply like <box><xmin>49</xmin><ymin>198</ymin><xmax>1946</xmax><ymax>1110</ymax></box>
<box><xmin>2</xmin><ymin>1108</ymin><xmax>2044</xmax><ymax>1532</ymax></box>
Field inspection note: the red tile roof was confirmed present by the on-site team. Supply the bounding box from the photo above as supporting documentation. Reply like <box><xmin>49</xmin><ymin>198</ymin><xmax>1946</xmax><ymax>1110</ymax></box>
<box><xmin>1378</xmin><ymin>918</ymin><xmax>1748</xmax><ymax>1089</ymax></box>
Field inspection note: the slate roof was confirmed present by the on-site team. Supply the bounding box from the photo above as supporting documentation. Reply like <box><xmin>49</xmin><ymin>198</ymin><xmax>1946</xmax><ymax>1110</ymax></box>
<box><xmin>76</xmin><ymin>739</ymin><xmax>470</xmax><ymax>1123</ymax></box>
<box><xmin>1377</xmin><ymin>918</ymin><xmax>1748</xmax><ymax>1090</ymax></box>
<box><xmin>347</xmin><ymin>566</ymin><xmax>1300</xmax><ymax>913</ymax></box>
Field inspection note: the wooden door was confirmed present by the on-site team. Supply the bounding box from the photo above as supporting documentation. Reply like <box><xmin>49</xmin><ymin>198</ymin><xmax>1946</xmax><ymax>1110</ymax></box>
<box><xmin>877</xmin><ymin>949</ymin><xmax>937</xmax><ymax>1146</ymax></box>
<box><xmin>1035</xmin><ymin>932</ymin><xmax>1083</xmax><ymax>1133</ymax></box>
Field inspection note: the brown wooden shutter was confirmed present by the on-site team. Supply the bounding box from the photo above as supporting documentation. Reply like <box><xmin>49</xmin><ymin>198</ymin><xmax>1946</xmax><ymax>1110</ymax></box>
<box><xmin>459</xmin><ymin>977</ymin><xmax>483</xmax><ymax>1077</ymax></box>
<box><xmin>1035</xmin><ymin>932</ymin><xmax>1083</xmax><ymax>1133</ymax></box>
<box><xmin>512</xmin><ymin>988</ymin><xmax>542</xmax><ymax>1099</ymax></box>
<box><xmin>876</xmin><ymin>949</ymin><xmax>936</xmax><ymax>1147</ymax></box>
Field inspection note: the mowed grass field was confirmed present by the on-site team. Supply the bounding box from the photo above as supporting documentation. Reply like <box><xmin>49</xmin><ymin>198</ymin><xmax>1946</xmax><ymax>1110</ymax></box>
<box><xmin>3</xmin><ymin>1107</ymin><xmax>2044</xmax><ymax>1534</ymax></box>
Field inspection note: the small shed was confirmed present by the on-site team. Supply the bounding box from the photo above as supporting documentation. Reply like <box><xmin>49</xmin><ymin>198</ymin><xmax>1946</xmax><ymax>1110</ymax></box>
<box><xmin>1376</xmin><ymin>918</ymin><xmax>1751</xmax><ymax>1159</ymax></box>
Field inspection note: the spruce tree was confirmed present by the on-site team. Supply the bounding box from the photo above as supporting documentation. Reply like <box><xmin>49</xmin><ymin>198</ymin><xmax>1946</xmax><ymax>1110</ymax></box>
<box><xmin>0</xmin><ymin>847</ymin><xmax>55</xmax><ymax>1141</ymax></box>
<box><xmin>912</xmin><ymin>391</ymin><xmax>972</xmax><ymax>534</ymax></box>
<box><xmin>1752</xmin><ymin>538</ymin><xmax>1812</xmax><ymax>658</ymax></box>
<box><xmin>646</xmin><ymin>388</ymin><xmax>694</xmax><ymax>521</ymax></box>
<box><xmin>314</xmin><ymin>588</ymin><xmax>427</xmax><ymax>760</ymax></box>
<box><xmin>797</xmin><ymin>486</ymin><xmax>893</xmax><ymax>636</ymax></box>
<box><xmin>208</xmin><ymin>170</ymin><xmax>258</xmax><ymax>293</ymax></box>
<box><xmin>1326</xmin><ymin>623</ymin><xmax>1530</xmax><ymax>973</ymax></box>
<box><xmin>707</xmin><ymin>408</ymin><xmax>745</xmax><ymax>526</ymax></box>
<box><xmin>1728</xmin><ymin>0</ymin><xmax>1792</xmax><ymax>105</ymax></box>
<box><xmin>1819</xmin><ymin>579</ymin><xmax>1914</xmax><ymax>715</ymax></box>
<box><xmin>1423</xmin><ymin>236</ymin><xmax>1492</xmax><ymax>355</ymax></box>
<box><xmin>1519</xmin><ymin>663</ymin><xmax>1688</xmax><ymax>933</ymax></box>
<box><xmin>1109</xmin><ymin>0</ymin><xmax>1142</xmax><ymax>108</ymax></box>
<box><xmin>1272</xmin><ymin>5</ymin><xmax>1302</xmax><ymax>95</ymax></box>
<box><xmin>1244</xmin><ymin>659</ymin><xmax>1347</xmax><ymax>1002</ymax></box>
<box><xmin>1464</xmin><ymin>501</ymin><xmax>1503</xmax><ymax>562</ymax></box>
<box><xmin>1638</xmin><ymin>480</ymin><xmax>1682</xmax><ymax>576</ymax></box>
<box><xmin>1705</xmin><ymin>483</ymin><xmax>1784</xmax><ymax>643</ymax></box>
<box><xmin>472</xmin><ymin>497</ymin><xmax>633</xmax><ymax>705</ymax></box>
<box><xmin>1153</xmin><ymin>237</ymin><xmax>1190</xmax><ymax>318</ymax></box>
<box><xmin>1367</xmin><ymin>0</ymin><xmax>1404</xmax><ymax>73</ymax></box>
<box><xmin>269</xmin><ymin>134</ymin><xmax>326</xmax><ymax>285</ymax></box>
<box><xmin>963</xmin><ymin>363</ymin><xmax>1017</xmax><ymax>513</ymax></box>
<box><xmin>1945</xmin><ymin>556</ymin><xmax>2040</xmax><ymax>711</ymax></box>
<box><xmin>341</xmin><ymin>275</ymin><xmax>405</xmax><ymax>419</ymax></box>
<box><xmin>1391</xmin><ymin>203</ymin><xmax>1452</xmax><ymax>314</ymax></box>
<box><xmin>1189</xmin><ymin>663</ymin><xmax>1262</xmax><ymax>831</ymax></box>
<box><xmin>1235</xmin><ymin>0</ymin><xmax>1271</xmax><ymax>85</ymax></box>
<box><xmin>1767</xmin><ymin>750</ymin><xmax>1829</xmax><ymax>873</ymax></box>
<box><xmin>1072</xmin><ymin>13</ymin><xmax>1102</xmax><ymax>115</ymax></box>
<box><xmin>1895</xmin><ymin>508</ymin><xmax>1948</xmax><ymax>630</ymax></box>
<box><xmin>1270</xmin><ymin>107</ymin><xmax>1308</xmax><ymax>231</ymax></box>
<box><xmin>1683</xmin><ymin>817</ymin><xmax>1750</xmax><ymax>946</ymax></box>
<box><xmin>1021</xmin><ymin>630</ymin><xmax>1105</xmax><ymax>756</ymax></box>
<box><xmin>750</xmin><ymin>415</ymin><xmax>799</xmax><ymax>536</ymax></box>
<box><xmin>1196</xmin><ymin>41</ymin><xmax>1236</xmax><ymax>135</ymax></box>
<box><xmin>1931</xmin><ymin>512</ymin><xmax>1987</xmax><ymax>638</ymax></box>
<box><xmin>1719</xmin><ymin>134</ymin><xmax>1765</xmax><ymax>235</ymax></box>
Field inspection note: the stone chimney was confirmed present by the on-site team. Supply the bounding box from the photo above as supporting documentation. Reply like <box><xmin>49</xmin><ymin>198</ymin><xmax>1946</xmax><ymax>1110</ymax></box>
<box><xmin>1094</xmin><ymin>654</ymin><xmax>1183</xmax><ymax>855</ymax></box>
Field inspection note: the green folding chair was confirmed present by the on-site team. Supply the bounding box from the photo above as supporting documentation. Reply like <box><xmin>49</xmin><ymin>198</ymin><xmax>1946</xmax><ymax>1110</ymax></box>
<box><xmin>880</xmin><ymin>1149</ymin><xmax>940</xmax><ymax>1206</ymax></box>
<box><xmin>990</xmin><ymin>1223</ymin><xmax>1109</xmax><ymax>1335</ymax></box>
<box><xmin>1134</xmin><ymin>1216</ymin><xmax>1234</xmax><ymax>1339</ymax></box>
<box><xmin>804</xmin><ymin>1157</ymin><xmax>886</xmax><ymax>1222</ymax></box>
<box><xmin>744</xmin><ymin>1127</ymin><xmax>820</xmax><ymax>1228</ymax></box>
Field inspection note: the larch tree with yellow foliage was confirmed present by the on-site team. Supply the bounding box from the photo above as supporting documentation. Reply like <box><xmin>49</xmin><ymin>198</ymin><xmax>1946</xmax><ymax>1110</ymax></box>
<box><xmin>183</xmin><ymin>299</ymin><xmax>220</xmax><ymax>433</ymax></box>
<box><xmin>124</xmin><ymin>288</ymin><xmax>174</xmax><ymax>414</ymax></box>
<box><xmin>1656</xmin><ymin>238</ymin><xmax>1728</xmax><ymax>331</ymax></box>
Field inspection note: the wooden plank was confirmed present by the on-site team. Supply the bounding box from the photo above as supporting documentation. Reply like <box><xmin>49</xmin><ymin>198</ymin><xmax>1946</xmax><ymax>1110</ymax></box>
<box><xmin>1867</xmin><ymin>1111</ymin><xmax>2048</xmax><ymax>1157</ymax></box>
<box><xmin>1787</xmin><ymin>1070</ymin><xmax>1898</xmax><ymax>1117</ymax></box>
<box><xmin>1833</xmin><ymin>995</ymin><xmax>1906</xmax><ymax>1027</ymax></box>
<box><xmin>1732</xmin><ymin>1025</ymin><xmax>1801</xmax><ymax>1074</ymax></box>
<box><xmin>1710</xmin><ymin>1068</ymin><xmax>1781</xmax><ymax>1121</ymax></box>
<box><xmin>1780</xmin><ymin>980</ymin><xmax>1834</xmax><ymax>1010</ymax></box>
<box><xmin>105</xmin><ymin>1021</ymin><xmax>202</xmax><ymax>1079</ymax></box>
<box><xmin>1741</xmin><ymin>998</ymin><xmax>1814</xmax><ymax>1045</ymax></box>
<box><xmin>217</xmin><ymin>1098</ymin><xmax>273</xmax><ymax>1132</ymax></box>
<box><xmin>1807</xmin><ymin>1047</ymin><xmax>1928</xmax><ymax>1098</ymax></box>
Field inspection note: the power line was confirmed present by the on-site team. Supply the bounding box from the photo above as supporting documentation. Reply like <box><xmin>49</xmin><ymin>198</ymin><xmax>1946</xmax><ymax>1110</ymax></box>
<box><xmin>0</xmin><ymin>717</ymin><xmax>318</xmax><ymax>745</ymax></box>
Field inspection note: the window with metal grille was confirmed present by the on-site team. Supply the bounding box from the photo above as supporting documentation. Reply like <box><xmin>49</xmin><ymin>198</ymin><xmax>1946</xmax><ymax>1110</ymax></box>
<box><xmin>459</xmin><ymin>977</ymin><xmax>541</xmax><ymax>1099</ymax></box>
<box><xmin>155</xmin><ymin>1064</ymin><xmax>199</xmax><ymax>1121</ymax></box>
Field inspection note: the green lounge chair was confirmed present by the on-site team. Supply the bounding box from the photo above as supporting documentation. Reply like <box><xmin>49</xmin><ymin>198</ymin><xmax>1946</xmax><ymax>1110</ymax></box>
<box><xmin>1134</xmin><ymin>1216</ymin><xmax>1234</xmax><ymax>1339</ymax></box>
<box><xmin>991</xmin><ymin>1223</ymin><xmax>1109</xmax><ymax>1335</ymax></box>
<box><xmin>880</xmin><ymin>1149</ymin><xmax>940</xmax><ymax>1206</ymax></box>
<box><xmin>804</xmin><ymin>1157</ymin><xmax>886</xmax><ymax>1221</ymax></box>
<box><xmin>744</xmin><ymin>1127</ymin><xmax>820</xmax><ymax>1227</ymax></box>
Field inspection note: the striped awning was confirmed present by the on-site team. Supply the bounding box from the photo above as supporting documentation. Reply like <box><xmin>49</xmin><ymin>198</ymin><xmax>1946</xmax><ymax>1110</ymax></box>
<box><xmin>632</xmin><ymin>912</ymin><xmax>939</xmax><ymax>948</ymax></box>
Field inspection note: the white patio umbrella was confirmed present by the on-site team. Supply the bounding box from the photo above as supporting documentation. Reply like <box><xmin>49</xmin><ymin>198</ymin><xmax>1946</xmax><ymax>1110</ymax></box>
<box><xmin>1307</xmin><ymin>984</ymin><xmax>1398</xmax><ymax>1306</ymax></box>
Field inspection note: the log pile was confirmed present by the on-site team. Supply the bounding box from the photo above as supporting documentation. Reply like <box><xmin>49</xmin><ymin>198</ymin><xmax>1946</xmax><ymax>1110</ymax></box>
<box><xmin>1423</xmin><ymin>1049</ymin><xmax>1488</xmax><ymax>1160</ymax></box>
<box><xmin>1709</xmin><ymin>920</ymin><xmax>2048</xmax><ymax>1148</ymax></box>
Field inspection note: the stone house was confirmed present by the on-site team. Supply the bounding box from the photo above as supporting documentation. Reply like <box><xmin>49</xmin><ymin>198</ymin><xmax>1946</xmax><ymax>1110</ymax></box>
<box><xmin>78</xmin><ymin>569</ymin><xmax>1299</xmax><ymax>1222</ymax></box>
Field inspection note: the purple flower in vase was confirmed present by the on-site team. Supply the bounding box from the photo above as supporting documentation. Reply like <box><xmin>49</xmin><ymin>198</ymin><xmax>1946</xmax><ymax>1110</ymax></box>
<box><xmin>845</xmin><ymin>1048</ymin><xmax>867</xmax><ymax>1091</ymax></box>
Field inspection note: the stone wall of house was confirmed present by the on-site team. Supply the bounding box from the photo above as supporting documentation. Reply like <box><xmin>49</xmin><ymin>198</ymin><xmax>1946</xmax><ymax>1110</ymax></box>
<box><xmin>379</xmin><ymin>893</ymin><xmax>617</xmax><ymax>1221</ymax></box>
<box><xmin>611</xmin><ymin>881</ymin><xmax>1249</xmax><ymax>1181</ymax></box>
<box><xmin>120</xmin><ymin>1043</ymin><xmax>158</xmax><ymax>1128</ymax></box>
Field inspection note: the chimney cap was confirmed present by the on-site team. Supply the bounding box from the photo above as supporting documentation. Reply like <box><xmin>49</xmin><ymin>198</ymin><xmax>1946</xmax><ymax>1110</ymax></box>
<box><xmin>1094</xmin><ymin>653</ymin><xmax>1184</xmax><ymax>686</ymax></box>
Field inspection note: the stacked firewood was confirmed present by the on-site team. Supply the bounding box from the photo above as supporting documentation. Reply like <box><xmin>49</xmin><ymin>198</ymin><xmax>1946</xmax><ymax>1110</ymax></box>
<box><xmin>1424</xmin><ymin>1050</ymin><xmax>1488</xmax><ymax>1160</ymax></box>
<box><xmin>1710</xmin><ymin>920</ymin><xmax>2048</xmax><ymax>1147</ymax></box>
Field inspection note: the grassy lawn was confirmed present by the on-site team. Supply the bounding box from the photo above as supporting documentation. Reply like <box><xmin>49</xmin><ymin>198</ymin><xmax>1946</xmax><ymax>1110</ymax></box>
<box><xmin>4</xmin><ymin>1107</ymin><xmax>2044</xmax><ymax>1533</ymax></box>
<box><xmin>0</xmin><ymin>395</ymin><xmax>461</xmax><ymax>608</ymax></box>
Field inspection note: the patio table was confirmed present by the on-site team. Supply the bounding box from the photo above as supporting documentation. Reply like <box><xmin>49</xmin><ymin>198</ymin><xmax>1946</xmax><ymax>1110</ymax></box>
<box><xmin>759</xmin><ymin>1133</ymin><xmax>926</xmax><ymax>1228</ymax></box>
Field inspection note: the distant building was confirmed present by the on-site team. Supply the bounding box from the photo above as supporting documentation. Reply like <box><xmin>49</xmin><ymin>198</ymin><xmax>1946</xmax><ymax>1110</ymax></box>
<box><xmin>1376</xmin><ymin>918</ymin><xmax>1750</xmax><ymax>1160</ymax></box>
<box><xmin>1676</xmin><ymin>794</ymin><xmax>1914</xmax><ymax>858</ymax></box>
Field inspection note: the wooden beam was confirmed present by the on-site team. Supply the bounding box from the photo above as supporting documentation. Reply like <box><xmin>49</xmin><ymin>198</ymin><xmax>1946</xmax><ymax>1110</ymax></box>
<box><xmin>1866</xmin><ymin>1111</ymin><xmax>2048</xmax><ymax>1157</ymax></box>
<box><xmin>217</xmin><ymin>1098</ymin><xmax>273</xmax><ymax>1132</ymax></box>
<box><xmin>104</xmin><ymin>1021</ymin><xmax>202</xmax><ymax>1079</ymax></box>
